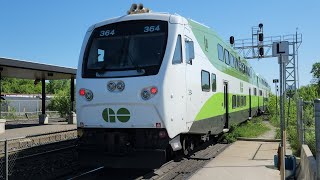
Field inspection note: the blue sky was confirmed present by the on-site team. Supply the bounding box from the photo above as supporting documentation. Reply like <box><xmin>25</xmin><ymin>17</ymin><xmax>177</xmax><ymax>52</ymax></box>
<box><xmin>0</xmin><ymin>0</ymin><xmax>319</xmax><ymax>88</ymax></box>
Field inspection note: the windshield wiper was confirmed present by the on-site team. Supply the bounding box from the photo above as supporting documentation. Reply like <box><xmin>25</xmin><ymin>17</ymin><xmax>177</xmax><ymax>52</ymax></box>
<box><xmin>126</xmin><ymin>51</ymin><xmax>144</xmax><ymax>73</ymax></box>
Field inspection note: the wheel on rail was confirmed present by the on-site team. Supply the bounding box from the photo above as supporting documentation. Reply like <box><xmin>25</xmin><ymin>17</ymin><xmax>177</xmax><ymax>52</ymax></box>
<box><xmin>182</xmin><ymin>136</ymin><xmax>194</xmax><ymax>156</ymax></box>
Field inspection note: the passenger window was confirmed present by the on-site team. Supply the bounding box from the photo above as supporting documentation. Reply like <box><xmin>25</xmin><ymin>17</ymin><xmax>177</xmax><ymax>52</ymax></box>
<box><xmin>237</xmin><ymin>95</ymin><xmax>241</xmax><ymax>107</ymax></box>
<box><xmin>98</xmin><ymin>49</ymin><xmax>104</xmax><ymax>62</ymax></box>
<box><xmin>217</xmin><ymin>44</ymin><xmax>224</xmax><ymax>61</ymax></box>
<box><xmin>232</xmin><ymin>95</ymin><xmax>236</xmax><ymax>109</ymax></box>
<box><xmin>230</xmin><ymin>54</ymin><xmax>235</xmax><ymax>67</ymax></box>
<box><xmin>254</xmin><ymin>88</ymin><xmax>257</xmax><ymax>96</ymax></box>
<box><xmin>224</xmin><ymin>49</ymin><xmax>230</xmax><ymax>65</ymax></box>
<box><xmin>201</xmin><ymin>70</ymin><xmax>210</xmax><ymax>92</ymax></box>
<box><xmin>211</xmin><ymin>73</ymin><xmax>216</xmax><ymax>92</ymax></box>
<box><xmin>172</xmin><ymin>35</ymin><xmax>182</xmax><ymax>64</ymax></box>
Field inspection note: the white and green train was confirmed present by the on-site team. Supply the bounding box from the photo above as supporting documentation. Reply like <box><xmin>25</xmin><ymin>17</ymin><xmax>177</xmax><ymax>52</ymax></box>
<box><xmin>76</xmin><ymin>5</ymin><xmax>270</xmax><ymax>168</ymax></box>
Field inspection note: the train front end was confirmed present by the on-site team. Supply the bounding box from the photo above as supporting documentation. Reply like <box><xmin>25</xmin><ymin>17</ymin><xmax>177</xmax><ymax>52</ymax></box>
<box><xmin>76</xmin><ymin>12</ymin><xmax>183</xmax><ymax>168</ymax></box>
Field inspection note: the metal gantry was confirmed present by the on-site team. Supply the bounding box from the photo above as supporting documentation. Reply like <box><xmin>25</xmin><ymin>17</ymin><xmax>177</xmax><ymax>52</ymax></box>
<box><xmin>232</xmin><ymin>25</ymin><xmax>302</xmax><ymax>94</ymax></box>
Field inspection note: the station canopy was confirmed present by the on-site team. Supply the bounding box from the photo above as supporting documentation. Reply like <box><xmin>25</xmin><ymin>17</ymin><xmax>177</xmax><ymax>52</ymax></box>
<box><xmin>0</xmin><ymin>57</ymin><xmax>76</xmax><ymax>80</ymax></box>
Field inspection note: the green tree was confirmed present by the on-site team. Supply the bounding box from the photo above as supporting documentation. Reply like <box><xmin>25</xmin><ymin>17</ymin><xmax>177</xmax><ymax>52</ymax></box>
<box><xmin>311</xmin><ymin>62</ymin><xmax>320</xmax><ymax>96</ymax></box>
<box><xmin>46</xmin><ymin>80</ymin><xmax>70</xmax><ymax>94</ymax></box>
<box><xmin>47</xmin><ymin>89</ymin><xmax>71</xmax><ymax>118</ymax></box>
<box><xmin>1</xmin><ymin>77</ymin><xmax>41</xmax><ymax>94</ymax></box>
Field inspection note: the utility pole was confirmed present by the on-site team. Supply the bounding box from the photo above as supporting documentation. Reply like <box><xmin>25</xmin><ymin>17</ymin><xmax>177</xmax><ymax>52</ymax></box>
<box><xmin>273</xmin><ymin>79</ymin><xmax>279</xmax><ymax>120</ymax></box>
<box><xmin>273</xmin><ymin>41</ymin><xmax>289</xmax><ymax>180</ymax></box>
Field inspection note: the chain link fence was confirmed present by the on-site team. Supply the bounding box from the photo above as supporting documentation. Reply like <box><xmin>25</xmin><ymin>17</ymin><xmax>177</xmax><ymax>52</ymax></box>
<box><xmin>0</xmin><ymin>100</ymin><xmax>60</xmax><ymax>119</ymax></box>
<box><xmin>298</xmin><ymin>98</ymin><xmax>316</xmax><ymax>155</ymax></box>
<box><xmin>0</xmin><ymin>130</ymin><xmax>77</xmax><ymax>179</ymax></box>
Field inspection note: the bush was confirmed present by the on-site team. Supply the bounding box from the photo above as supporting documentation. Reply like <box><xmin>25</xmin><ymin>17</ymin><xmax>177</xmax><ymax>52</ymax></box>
<box><xmin>47</xmin><ymin>89</ymin><xmax>72</xmax><ymax>118</ymax></box>
<box><xmin>267</xmin><ymin>84</ymin><xmax>318</xmax><ymax>156</ymax></box>
<box><xmin>222</xmin><ymin>117</ymin><xmax>270</xmax><ymax>143</ymax></box>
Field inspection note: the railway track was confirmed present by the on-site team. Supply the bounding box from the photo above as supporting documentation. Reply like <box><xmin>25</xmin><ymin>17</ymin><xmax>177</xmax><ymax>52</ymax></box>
<box><xmin>66</xmin><ymin>139</ymin><xmax>229</xmax><ymax>180</ymax></box>
<box><xmin>137</xmin><ymin>142</ymin><xmax>229</xmax><ymax>180</ymax></box>
<box><xmin>0</xmin><ymin>130</ymin><xmax>78</xmax><ymax>180</ymax></box>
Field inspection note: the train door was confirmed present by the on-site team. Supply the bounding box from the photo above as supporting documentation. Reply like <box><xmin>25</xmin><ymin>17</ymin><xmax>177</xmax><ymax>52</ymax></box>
<box><xmin>184</xmin><ymin>27</ymin><xmax>197</xmax><ymax>125</ymax></box>
<box><xmin>249</xmin><ymin>88</ymin><xmax>252</xmax><ymax>119</ymax></box>
<box><xmin>224</xmin><ymin>82</ymin><xmax>229</xmax><ymax>129</ymax></box>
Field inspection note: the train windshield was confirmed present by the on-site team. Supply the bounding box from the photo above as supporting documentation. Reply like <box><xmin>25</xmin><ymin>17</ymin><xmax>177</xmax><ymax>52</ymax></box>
<box><xmin>83</xmin><ymin>20</ymin><xmax>168</xmax><ymax>78</ymax></box>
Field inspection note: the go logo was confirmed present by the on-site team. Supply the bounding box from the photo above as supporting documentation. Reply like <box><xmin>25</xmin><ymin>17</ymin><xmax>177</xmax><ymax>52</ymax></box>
<box><xmin>102</xmin><ymin>108</ymin><xmax>130</xmax><ymax>123</ymax></box>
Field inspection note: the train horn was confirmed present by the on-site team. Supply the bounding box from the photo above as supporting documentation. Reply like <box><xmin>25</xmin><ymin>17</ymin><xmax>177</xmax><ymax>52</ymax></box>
<box><xmin>130</xmin><ymin>3</ymin><xmax>137</xmax><ymax>12</ymax></box>
<box><xmin>137</xmin><ymin>3</ymin><xmax>144</xmax><ymax>10</ymax></box>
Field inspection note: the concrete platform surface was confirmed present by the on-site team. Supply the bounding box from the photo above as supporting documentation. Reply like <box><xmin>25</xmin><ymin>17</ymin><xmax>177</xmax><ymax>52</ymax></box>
<box><xmin>189</xmin><ymin>141</ymin><xmax>280</xmax><ymax>180</ymax></box>
<box><xmin>0</xmin><ymin>122</ymin><xmax>76</xmax><ymax>140</ymax></box>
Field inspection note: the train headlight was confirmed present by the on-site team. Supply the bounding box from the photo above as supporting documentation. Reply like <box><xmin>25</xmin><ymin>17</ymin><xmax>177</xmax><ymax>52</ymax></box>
<box><xmin>116</xmin><ymin>81</ymin><xmax>125</xmax><ymax>91</ymax></box>
<box><xmin>141</xmin><ymin>90</ymin><xmax>151</xmax><ymax>100</ymax></box>
<box><xmin>85</xmin><ymin>89</ymin><xmax>94</xmax><ymax>101</ymax></box>
<box><xmin>107</xmin><ymin>81</ymin><xmax>116</xmax><ymax>92</ymax></box>
<box><xmin>141</xmin><ymin>86</ymin><xmax>158</xmax><ymax>100</ymax></box>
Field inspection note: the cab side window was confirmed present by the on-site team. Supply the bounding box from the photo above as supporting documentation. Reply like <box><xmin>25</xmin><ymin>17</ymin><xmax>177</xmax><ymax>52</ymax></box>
<box><xmin>172</xmin><ymin>35</ymin><xmax>182</xmax><ymax>64</ymax></box>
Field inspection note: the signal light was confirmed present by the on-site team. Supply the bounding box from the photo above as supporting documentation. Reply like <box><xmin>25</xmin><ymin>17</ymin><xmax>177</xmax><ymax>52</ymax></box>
<box><xmin>259</xmin><ymin>47</ymin><xmax>264</xmax><ymax>56</ymax></box>
<box><xmin>259</xmin><ymin>33</ymin><xmax>264</xmax><ymax>41</ymax></box>
<box><xmin>230</xmin><ymin>36</ymin><xmax>235</xmax><ymax>45</ymax></box>
<box><xmin>79</xmin><ymin>89</ymin><xmax>86</xmax><ymax>96</ymax></box>
<box><xmin>150</xmin><ymin>87</ymin><xmax>158</xmax><ymax>94</ymax></box>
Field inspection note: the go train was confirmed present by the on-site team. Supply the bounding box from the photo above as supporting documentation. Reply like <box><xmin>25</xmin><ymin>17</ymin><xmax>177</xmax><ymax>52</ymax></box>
<box><xmin>76</xmin><ymin>4</ymin><xmax>271</xmax><ymax>168</ymax></box>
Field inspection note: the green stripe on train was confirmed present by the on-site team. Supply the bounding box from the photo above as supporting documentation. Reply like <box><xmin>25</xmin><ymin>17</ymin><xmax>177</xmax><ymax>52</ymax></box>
<box><xmin>195</xmin><ymin>93</ymin><xmax>263</xmax><ymax>121</ymax></box>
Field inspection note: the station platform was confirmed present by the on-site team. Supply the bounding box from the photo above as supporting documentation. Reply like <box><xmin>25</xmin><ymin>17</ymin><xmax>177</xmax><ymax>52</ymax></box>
<box><xmin>190</xmin><ymin>140</ymin><xmax>281</xmax><ymax>180</ymax></box>
<box><xmin>0</xmin><ymin>120</ymin><xmax>76</xmax><ymax>140</ymax></box>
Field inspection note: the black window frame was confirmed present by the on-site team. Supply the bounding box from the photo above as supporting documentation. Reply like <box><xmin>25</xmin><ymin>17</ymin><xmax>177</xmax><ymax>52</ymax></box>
<box><xmin>224</xmin><ymin>49</ymin><xmax>230</xmax><ymax>65</ymax></box>
<box><xmin>232</xmin><ymin>95</ymin><xmax>237</xmax><ymax>109</ymax></box>
<box><xmin>211</xmin><ymin>73</ymin><xmax>216</xmax><ymax>92</ymax></box>
<box><xmin>217</xmin><ymin>44</ymin><xmax>224</xmax><ymax>62</ymax></box>
<box><xmin>201</xmin><ymin>70</ymin><xmax>210</xmax><ymax>92</ymax></box>
<box><xmin>237</xmin><ymin>95</ymin><xmax>241</xmax><ymax>107</ymax></box>
<box><xmin>82</xmin><ymin>20</ymin><xmax>169</xmax><ymax>78</ymax></box>
<box><xmin>230</xmin><ymin>54</ymin><xmax>235</xmax><ymax>68</ymax></box>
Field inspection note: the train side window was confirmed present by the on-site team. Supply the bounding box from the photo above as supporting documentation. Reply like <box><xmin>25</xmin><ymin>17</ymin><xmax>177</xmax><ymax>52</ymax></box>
<box><xmin>237</xmin><ymin>95</ymin><xmax>240</xmax><ymax>107</ymax></box>
<box><xmin>201</xmin><ymin>70</ymin><xmax>210</xmax><ymax>92</ymax></box>
<box><xmin>172</xmin><ymin>35</ymin><xmax>182</xmax><ymax>64</ymax></box>
<box><xmin>217</xmin><ymin>44</ymin><xmax>224</xmax><ymax>62</ymax></box>
<box><xmin>224</xmin><ymin>49</ymin><xmax>230</xmax><ymax>65</ymax></box>
<box><xmin>241</xmin><ymin>96</ymin><xmax>245</xmax><ymax>107</ymax></box>
<box><xmin>244</xmin><ymin>96</ymin><xmax>246</xmax><ymax>106</ymax></box>
<box><xmin>259</xmin><ymin>90</ymin><xmax>262</xmax><ymax>96</ymax></box>
<box><xmin>254</xmin><ymin>88</ymin><xmax>257</xmax><ymax>96</ymax></box>
<box><xmin>232</xmin><ymin>95</ymin><xmax>236</xmax><ymax>109</ymax></box>
<box><xmin>211</xmin><ymin>73</ymin><xmax>216</xmax><ymax>92</ymax></box>
<box><xmin>230</xmin><ymin>54</ymin><xmax>235</xmax><ymax>67</ymax></box>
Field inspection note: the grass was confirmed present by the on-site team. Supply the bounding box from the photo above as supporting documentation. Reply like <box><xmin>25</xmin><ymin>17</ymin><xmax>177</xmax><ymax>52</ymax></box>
<box><xmin>222</xmin><ymin>116</ymin><xmax>271</xmax><ymax>143</ymax></box>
